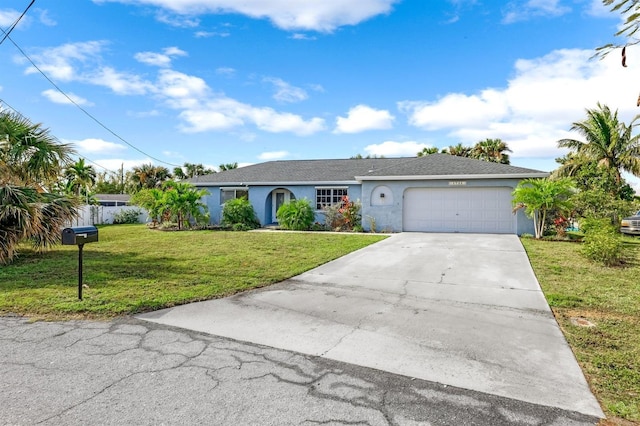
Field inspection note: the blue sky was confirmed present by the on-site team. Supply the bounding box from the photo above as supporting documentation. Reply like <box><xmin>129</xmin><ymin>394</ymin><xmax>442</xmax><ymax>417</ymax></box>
<box><xmin>0</xmin><ymin>0</ymin><xmax>637</xmax><ymax>186</ymax></box>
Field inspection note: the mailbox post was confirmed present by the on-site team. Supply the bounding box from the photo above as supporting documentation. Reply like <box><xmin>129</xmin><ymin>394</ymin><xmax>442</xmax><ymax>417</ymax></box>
<box><xmin>62</xmin><ymin>226</ymin><xmax>98</xmax><ymax>300</ymax></box>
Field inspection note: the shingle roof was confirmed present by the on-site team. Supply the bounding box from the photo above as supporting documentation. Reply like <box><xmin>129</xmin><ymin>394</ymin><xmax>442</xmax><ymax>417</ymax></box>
<box><xmin>95</xmin><ymin>194</ymin><xmax>131</xmax><ymax>202</ymax></box>
<box><xmin>189</xmin><ymin>154</ymin><xmax>547</xmax><ymax>185</ymax></box>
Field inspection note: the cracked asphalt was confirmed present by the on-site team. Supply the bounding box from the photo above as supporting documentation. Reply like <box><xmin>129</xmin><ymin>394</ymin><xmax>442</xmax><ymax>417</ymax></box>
<box><xmin>0</xmin><ymin>316</ymin><xmax>598</xmax><ymax>425</ymax></box>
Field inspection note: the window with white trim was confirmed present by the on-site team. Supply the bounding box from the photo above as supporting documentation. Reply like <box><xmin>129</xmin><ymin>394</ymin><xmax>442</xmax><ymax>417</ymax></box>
<box><xmin>221</xmin><ymin>188</ymin><xmax>248</xmax><ymax>204</ymax></box>
<box><xmin>316</xmin><ymin>187</ymin><xmax>348</xmax><ymax>210</ymax></box>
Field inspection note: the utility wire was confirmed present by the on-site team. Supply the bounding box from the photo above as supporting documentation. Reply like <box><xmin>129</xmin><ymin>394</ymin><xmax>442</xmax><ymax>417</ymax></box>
<box><xmin>0</xmin><ymin>28</ymin><xmax>181</xmax><ymax>168</ymax></box>
<box><xmin>0</xmin><ymin>0</ymin><xmax>35</xmax><ymax>45</ymax></box>
<box><xmin>0</xmin><ymin>97</ymin><xmax>119</xmax><ymax>175</ymax></box>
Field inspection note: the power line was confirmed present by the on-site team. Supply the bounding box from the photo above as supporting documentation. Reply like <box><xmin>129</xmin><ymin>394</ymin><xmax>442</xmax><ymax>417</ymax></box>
<box><xmin>0</xmin><ymin>0</ymin><xmax>35</xmax><ymax>45</ymax></box>
<box><xmin>0</xmin><ymin>97</ymin><xmax>117</xmax><ymax>175</ymax></box>
<box><xmin>0</xmin><ymin>28</ymin><xmax>182</xmax><ymax>168</ymax></box>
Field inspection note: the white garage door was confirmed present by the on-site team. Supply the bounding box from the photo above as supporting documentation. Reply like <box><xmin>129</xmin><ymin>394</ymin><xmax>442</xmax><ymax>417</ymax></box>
<box><xmin>403</xmin><ymin>187</ymin><xmax>515</xmax><ymax>234</ymax></box>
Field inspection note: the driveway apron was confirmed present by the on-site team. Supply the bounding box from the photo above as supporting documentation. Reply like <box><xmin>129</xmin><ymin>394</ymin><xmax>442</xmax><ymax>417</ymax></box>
<box><xmin>138</xmin><ymin>233</ymin><xmax>603</xmax><ymax>418</ymax></box>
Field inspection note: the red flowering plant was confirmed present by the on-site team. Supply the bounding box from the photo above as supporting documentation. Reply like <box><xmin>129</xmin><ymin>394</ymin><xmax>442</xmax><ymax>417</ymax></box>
<box><xmin>338</xmin><ymin>196</ymin><xmax>362</xmax><ymax>230</ymax></box>
<box><xmin>323</xmin><ymin>196</ymin><xmax>362</xmax><ymax>231</ymax></box>
<box><xmin>553</xmin><ymin>215</ymin><xmax>568</xmax><ymax>238</ymax></box>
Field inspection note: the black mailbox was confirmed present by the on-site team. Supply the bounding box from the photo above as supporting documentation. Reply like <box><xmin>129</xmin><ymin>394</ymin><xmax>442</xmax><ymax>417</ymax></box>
<box><xmin>62</xmin><ymin>226</ymin><xmax>98</xmax><ymax>245</ymax></box>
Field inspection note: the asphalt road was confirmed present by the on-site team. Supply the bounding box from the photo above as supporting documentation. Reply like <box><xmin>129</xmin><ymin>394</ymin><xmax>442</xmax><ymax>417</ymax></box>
<box><xmin>0</xmin><ymin>316</ymin><xmax>599</xmax><ymax>425</ymax></box>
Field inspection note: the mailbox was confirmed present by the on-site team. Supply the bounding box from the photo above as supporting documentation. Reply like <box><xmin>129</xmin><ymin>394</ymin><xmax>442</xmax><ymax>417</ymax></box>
<box><xmin>62</xmin><ymin>226</ymin><xmax>98</xmax><ymax>245</ymax></box>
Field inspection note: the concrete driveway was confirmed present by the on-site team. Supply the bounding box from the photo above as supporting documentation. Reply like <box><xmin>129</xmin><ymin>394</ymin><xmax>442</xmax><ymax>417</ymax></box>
<box><xmin>139</xmin><ymin>233</ymin><xmax>603</xmax><ymax>419</ymax></box>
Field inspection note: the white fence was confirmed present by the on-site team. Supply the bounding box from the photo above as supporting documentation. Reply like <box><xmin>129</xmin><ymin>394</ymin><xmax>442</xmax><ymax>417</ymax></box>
<box><xmin>69</xmin><ymin>205</ymin><xmax>148</xmax><ymax>227</ymax></box>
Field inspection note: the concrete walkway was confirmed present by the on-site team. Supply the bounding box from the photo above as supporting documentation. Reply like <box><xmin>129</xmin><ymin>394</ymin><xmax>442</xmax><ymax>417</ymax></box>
<box><xmin>139</xmin><ymin>233</ymin><xmax>604</xmax><ymax>418</ymax></box>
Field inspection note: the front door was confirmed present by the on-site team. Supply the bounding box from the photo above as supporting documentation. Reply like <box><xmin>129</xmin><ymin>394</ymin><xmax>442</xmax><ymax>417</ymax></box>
<box><xmin>272</xmin><ymin>190</ymin><xmax>290</xmax><ymax>223</ymax></box>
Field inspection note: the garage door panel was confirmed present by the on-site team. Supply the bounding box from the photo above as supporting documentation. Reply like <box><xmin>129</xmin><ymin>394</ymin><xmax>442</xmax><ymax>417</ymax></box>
<box><xmin>403</xmin><ymin>187</ymin><xmax>515</xmax><ymax>234</ymax></box>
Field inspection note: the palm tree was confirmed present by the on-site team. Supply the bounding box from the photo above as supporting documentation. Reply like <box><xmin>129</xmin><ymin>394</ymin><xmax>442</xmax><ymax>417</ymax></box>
<box><xmin>0</xmin><ymin>111</ymin><xmax>78</xmax><ymax>264</ymax></box>
<box><xmin>446</xmin><ymin>143</ymin><xmax>472</xmax><ymax>157</ymax></box>
<box><xmin>64</xmin><ymin>158</ymin><xmax>96</xmax><ymax>202</ymax></box>
<box><xmin>0</xmin><ymin>110</ymin><xmax>73</xmax><ymax>189</ymax></box>
<box><xmin>174</xmin><ymin>162</ymin><xmax>215</xmax><ymax>180</ymax></box>
<box><xmin>557</xmin><ymin>103</ymin><xmax>640</xmax><ymax>186</ymax></box>
<box><xmin>161</xmin><ymin>181</ymin><xmax>209</xmax><ymax>229</ymax></box>
<box><xmin>416</xmin><ymin>147</ymin><xmax>440</xmax><ymax>157</ymax></box>
<box><xmin>512</xmin><ymin>178</ymin><xmax>575</xmax><ymax>239</ymax></box>
<box><xmin>472</xmin><ymin>139</ymin><xmax>512</xmax><ymax>164</ymax></box>
<box><xmin>128</xmin><ymin>163</ymin><xmax>172</xmax><ymax>192</ymax></box>
<box><xmin>219</xmin><ymin>162</ymin><xmax>238</xmax><ymax>171</ymax></box>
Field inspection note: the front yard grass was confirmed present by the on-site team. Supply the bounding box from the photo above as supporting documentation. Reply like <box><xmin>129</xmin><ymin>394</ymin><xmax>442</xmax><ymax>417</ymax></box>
<box><xmin>522</xmin><ymin>237</ymin><xmax>640</xmax><ymax>424</ymax></box>
<box><xmin>0</xmin><ymin>224</ymin><xmax>386</xmax><ymax>320</ymax></box>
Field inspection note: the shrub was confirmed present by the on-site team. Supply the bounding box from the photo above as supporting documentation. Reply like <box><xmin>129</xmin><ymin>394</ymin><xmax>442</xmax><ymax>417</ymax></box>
<box><xmin>221</xmin><ymin>198</ymin><xmax>260</xmax><ymax>230</ymax></box>
<box><xmin>581</xmin><ymin>220</ymin><xmax>627</xmax><ymax>266</ymax></box>
<box><xmin>277</xmin><ymin>199</ymin><xmax>315</xmax><ymax>231</ymax></box>
<box><xmin>323</xmin><ymin>203</ymin><xmax>345</xmax><ymax>230</ymax></box>
<box><xmin>112</xmin><ymin>209</ymin><xmax>143</xmax><ymax>224</ymax></box>
<box><xmin>323</xmin><ymin>196</ymin><xmax>362</xmax><ymax>231</ymax></box>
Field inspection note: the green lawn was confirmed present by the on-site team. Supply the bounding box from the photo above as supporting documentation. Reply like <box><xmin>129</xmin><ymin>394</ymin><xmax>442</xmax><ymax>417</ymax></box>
<box><xmin>0</xmin><ymin>225</ymin><xmax>386</xmax><ymax>319</ymax></box>
<box><xmin>522</xmin><ymin>237</ymin><xmax>640</xmax><ymax>423</ymax></box>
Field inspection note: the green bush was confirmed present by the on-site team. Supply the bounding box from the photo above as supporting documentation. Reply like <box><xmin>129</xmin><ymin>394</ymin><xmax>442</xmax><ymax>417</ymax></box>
<box><xmin>276</xmin><ymin>199</ymin><xmax>315</xmax><ymax>230</ymax></box>
<box><xmin>112</xmin><ymin>209</ymin><xmax>143</xmax><ymax>224</ymax></box>
<box><xmin>221</xmin><ymin>198</ymin><xmax>260</xmax><ymax>230</ymax></box>
<box><xmin>581</xmin><ymin>223</ymin><xmax>627</xmax><ymax>266</ymax></box>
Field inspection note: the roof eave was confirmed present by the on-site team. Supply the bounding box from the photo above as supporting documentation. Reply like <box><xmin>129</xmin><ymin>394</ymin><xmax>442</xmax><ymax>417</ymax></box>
<box><xmin>193</xmin><ymin>180</ymin><xmax>360</xmax><ymax>187</ymax></box>
<box><xmin>355</xmin><ymin>173</ymin><xmax>550</xmax><ymax>181</ymax></box>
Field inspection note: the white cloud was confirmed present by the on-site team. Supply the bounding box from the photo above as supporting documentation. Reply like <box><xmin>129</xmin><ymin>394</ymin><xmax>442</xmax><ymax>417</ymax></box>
<box><xmin>216</xmin><ymin>67</ymin><xmax>236</xmax><ymax>76</ymax></box>
<box><xmin>195</xmin><ymin>30</ymin><xmax>230</xmax><ymax>38</ymax></box>
<box><xmin>290</xmin><ymin>33</ymin><xmax>317</xmax><ymax>40</ymax></box>
<box><xmin>155</xmin><ymin>12</ymin><xmax>200</xmax><ymax>27</ymax></box>
<box><xmin>135</xmin><ymin>46</ymin><xmax>187</xmax><ymax>67</ymax></box>
<box><xmin>127</xmin><ymin>109</ymin><xmax>161</xmax><ymax>118</ymax></box>
<box><xmin>335</xmin><ymin>104</ymin><xmax>395</xmax><ymax>133</ymax></box>
<box><xmin>70</xmin><ymin>138</ymin><xmax>128</xmax><ymax>155</ymax></box>
<box><xmin>585</xmin><ymin>0</ymin><xmax>612</xmax><ymax>18</ymax></box>
<box><xmin>37</xmin><ymin>9</ymin><xmax>57</xmax><ymax>26</ymax></box>
<box><xmin>177</xmin><ymin>98</ymin><xmax>326</xmax><ymax>135</ymax></box>
<box><xmin>90</xmin><ymin>66</ymin><xmax>155</xmax><ymax>95</ymax></box>
<box><xmin>264</xmin><ymin>77</ymin><xmax>308</xmax><ymax>103</ymax></box>
<box><xmin>502</xmin><ymin>0</ymin><xmax>571</xmax><ymax>24</ymax></box>
<box><xmin>364</xmin><ymin>141</ymin><xmax>430</xmax><ymax>157</ymax></box>
<box><xmin>93</xmin><ymin>0</ymin><xmax>400</xmax><ymax>32</ymax></box>
<box><xmin>41</xmin><ymin>89</ymin><xmax>92</xmax><ymax>106</ymax></box>
<box><xmin>0</xmin><ymin>8</ymin><xmax>23</xmax><ymax>27</ymax></box>
<box><xmin>23</xmin><ymin>41</ymin><xmax>106</xmax><ymax>81</ymax></box>
<box><xmin>400</xmin><ymin>47</ymin><xmax>640</xmax><ymax>158</ymax></box>
<box><xmin>258</xmin><ymin>151</ymin><xmax>290</xmax><ymax>160</ymax></box>
<box><xmin>21</xmin><ymin>40</ymin><xmax>325</xmax><ymax>136</ymax></box>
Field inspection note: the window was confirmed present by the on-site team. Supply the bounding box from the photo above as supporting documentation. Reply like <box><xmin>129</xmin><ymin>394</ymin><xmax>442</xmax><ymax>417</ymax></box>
<box><xmin>221</xmin><ymin>188</ymin><xmax>248</xmax><ymax>204</ymax></box>
<box><xmin>316</xmin><ymin>187</ymin><xmax>347</xmax><ymax>210</ymax></box>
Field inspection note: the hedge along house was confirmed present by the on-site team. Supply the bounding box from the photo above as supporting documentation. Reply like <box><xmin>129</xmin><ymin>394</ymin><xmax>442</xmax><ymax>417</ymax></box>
<box><xmin>190</xmin><ymin>154</ymin><xmax>549</xmax><ymax>234</ymax></box>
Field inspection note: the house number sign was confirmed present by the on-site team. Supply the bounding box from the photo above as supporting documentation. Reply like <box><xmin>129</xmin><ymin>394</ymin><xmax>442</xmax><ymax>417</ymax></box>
<box><xmin>448</xmin><ymin>181</ymin><xmax>467</xmax><ymax>186</ymax></box>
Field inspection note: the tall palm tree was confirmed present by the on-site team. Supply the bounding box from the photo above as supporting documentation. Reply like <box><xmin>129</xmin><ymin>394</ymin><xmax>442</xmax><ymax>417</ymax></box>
<box><xmin>472</xmin><ymin>139</ymin><xmax>512</xmax><ymax>164</ymax></box>
<box><xmin>128</xmin><ymin>163</ymin><xmax>172</xmax><ymax>192</ymax></box>
<box><xmin>219</xmin><ymin>162</ymin><xmax>238</xmax><ymax>171</ymax></box>
<box><xmin>174</xmin><ymin>162</ymin><xmax>215</xmax><ymax>179</ymax></box>
<box><xmin>64</xmin><ymin>158</ymin><xmax>96</xmax><ymax>202</ymax></box>
<box><xmin>557</xmin><ymin>103</ymin><xmax>640</xmax><ymax>186</ymax></box>
<box><xmin>0</xmin><ymin>111</ymin><xmax>78</xmax><ymax>264</ymax></box>
<box><xmin>416</xmin><ymin>147</ymin><xmax>440</xmax><ymax>157</ymax></box>
<box><xmin>0</xmin><ymin>110</ymin><xmax>73</xmax><ymax>189</ymax></box>
<box><xmin>446</xmin><ymin>143</ymin><xmax>472</xmax><ymax>157</ymax></box>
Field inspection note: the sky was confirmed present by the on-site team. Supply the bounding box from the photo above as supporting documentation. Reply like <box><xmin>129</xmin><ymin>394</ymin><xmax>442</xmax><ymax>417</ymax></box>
<box><xmin>0</xmin><ymin>0</ymin><xmax>638</xmax><ymax>188</ymax></box>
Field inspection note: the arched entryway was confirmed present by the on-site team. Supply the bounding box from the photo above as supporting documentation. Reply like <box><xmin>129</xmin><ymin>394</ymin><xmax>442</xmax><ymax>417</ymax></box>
<box><xmin>271</xmin><ymin>188</ymin><xmax>295</xmax><ymax>223</ymax></box>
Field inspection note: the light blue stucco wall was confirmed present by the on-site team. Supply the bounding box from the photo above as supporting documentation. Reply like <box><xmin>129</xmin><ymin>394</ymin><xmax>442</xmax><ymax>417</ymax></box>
<box><xmin>197</xmin><ymin>180</ymin><xmax>534</xmax><ymax>234</ymax></box>
<box><xmin>360</xmin><ymin>179</ymin><xmax>535</xmax><ymax>235</ymax></box>
<box><xmin>197</xmin><ymin>184</ymin><xmax>362</xmax><ymax>226</ymax></box>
